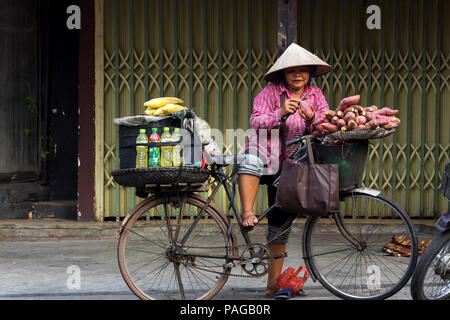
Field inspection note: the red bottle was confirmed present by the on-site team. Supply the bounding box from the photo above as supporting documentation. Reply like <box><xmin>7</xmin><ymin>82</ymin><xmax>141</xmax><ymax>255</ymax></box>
<box><xmin>149</xmin><ymin>128</ymin><xmax>161</xmax><ymax>167</ymax></box>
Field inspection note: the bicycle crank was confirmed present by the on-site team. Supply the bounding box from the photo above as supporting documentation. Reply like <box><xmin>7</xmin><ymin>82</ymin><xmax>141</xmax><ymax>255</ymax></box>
<box><xmin>238</xmin><ymin>244</ymin><xmax>273</xmax><ymax>278</ymax></box>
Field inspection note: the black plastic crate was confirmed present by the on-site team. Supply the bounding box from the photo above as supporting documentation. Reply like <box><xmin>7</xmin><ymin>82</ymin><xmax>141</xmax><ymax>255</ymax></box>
<box><xmin>118</xmin><ymin>117</ymin><xmax>202</xmax><ymax>170</ymax></box>
<box><xmin>119</xmin><ymin>117</ymin><xmax>181</xmax><ymax>170</ymax></box>
<box><xmin>312</xmin><ymin>140</ymin><xmax>369</xmax><ymax>192</ymax></box>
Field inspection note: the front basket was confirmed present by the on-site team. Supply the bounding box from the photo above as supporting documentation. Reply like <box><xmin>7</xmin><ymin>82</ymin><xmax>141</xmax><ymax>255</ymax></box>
<box><xmin>111</xmin><ymin>167</ymin><xmax>210</xmax><ymax>187</ymax></box>
<box><xmin>312</xmin><ymin>140</ymin><xmax>369</xmax><ymax>192</ymax></box>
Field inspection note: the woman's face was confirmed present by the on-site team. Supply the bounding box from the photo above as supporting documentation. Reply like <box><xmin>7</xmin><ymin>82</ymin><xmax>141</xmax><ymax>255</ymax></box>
<box><xmin>283</xmin><ymin>66</ymin><xmax>311</xmax><ymax>92</ymax></box>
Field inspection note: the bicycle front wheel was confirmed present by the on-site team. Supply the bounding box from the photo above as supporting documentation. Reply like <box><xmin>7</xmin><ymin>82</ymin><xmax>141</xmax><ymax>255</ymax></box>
<box><xmin>304</xmin><ymin>191</ymin><xmax>418</xmax><ymax>300</ymax></box>
<box><xmin>410</xmin><ymin>230</ymin><xmax>450</xmax><ymax>300</ymax></box>
<box><xmin>118</xmin><ymin>194</ymin><xmax>234</xmax><ymax>300</ymax></box>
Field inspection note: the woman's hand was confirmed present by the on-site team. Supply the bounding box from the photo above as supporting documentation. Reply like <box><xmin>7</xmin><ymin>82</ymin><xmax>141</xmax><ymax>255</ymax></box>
<box><xmin>281</xmin><ymin>99</ymin><xmax>300</xmax><ymax>118</ymax></box>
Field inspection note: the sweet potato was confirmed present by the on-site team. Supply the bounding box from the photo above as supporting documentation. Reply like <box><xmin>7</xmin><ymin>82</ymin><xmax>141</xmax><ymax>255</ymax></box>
<box><xmin>299</xmin><ymin>101</ymin><xmax>315</xmax><ymax>120</ymax></box>
<box><xmin>375</xmin><ymin>107</ymin><xmax>399</xmax><ymax>116</ymax></box>
<box><xmin>356</xmin><ymin>116</ymin><xmax>367</xmax><ymax>125</ymax></box>
<box><xmin>312</xmin><ymin>117</ymin><xmax>327</xmax><ymax>127</ymax></box>
<box><xmin>325</xmin><ymin>110</ymin><xmax>336</xmax><ymax>121</ymax></box>
<box><xmin>357</xmin><ymin>124</ymin><xmax>367</xmax><ymax>130</ymax></box>
<box><xmin>364</xmin><ymin>112</ymin><xmax>376</xmax><ymax>122</ymax></box>
<box><xmin>366</xmin><ymin>119</ymin><xmax>379</xmax><ymax>130</ymax></box>
<box><xmin>343</xmin><ymin>107</ymin><xmax>356</xmax><ymax>115</ymax></box>
<box><xmin>321</xmin><ymin>123</ymin><xmax>339</xmax><ymax>133</ymax></box>
<box><xmin>382</xmin><ymin>122</ymin><xmax>398</xmax><ymax>129</ymax></box>
<box><xmin>343</xmin><ymin>112</ymin><xmax>356</xmax><ymax>123</ymax></box>
<box><xmin>364</xmin><ymin>105</ymin><xmax>378</xmax><ymax>113</ymax></box>
<box><xmin>352</xmin><ymin>105</ymin><xmax>364</xmax><ymax>114</ymax></box>
<box><xmin>336</xmin><ymin>119</ymin><xmax>347</xmax><ymax>128</ymax></box>
<box><xmin>375</xmin><ymin>115</ymin><xmax>391</xmax><ymax>126</ymax></box>
<box><xmin>317</xmin><ymin>124</ymin><xmax>331</xmax><ymax>135</ymax></box>
<box><xmin>390</xmin><ymin>116</ymin><xmax>401</xmax><ymax>124</ymax></box>
<box><xmin>336</xmin><ymin>95</ymin><xmax>361</xmax><ymax>113</ymax></box>
<box><xmin>348</xmin><ymin>120</ymin><xmax>358</xmax><ymax>130</ymax></box>
<box><xmin>336</xmin><ymin>111</ymin><xmax>344</xmax><ymax>118</ymax></box>
<box><xmin>331</xmin><ymin>116</ymin><xmax>340</xmax><ymax>125</ymax></box>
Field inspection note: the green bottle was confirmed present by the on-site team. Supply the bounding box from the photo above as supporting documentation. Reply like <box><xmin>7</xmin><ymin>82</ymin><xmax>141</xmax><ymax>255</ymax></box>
<box><xmin>149</xmin><ymin>128</ymin><xmax>161</xmax><ymax>167</ymax></box>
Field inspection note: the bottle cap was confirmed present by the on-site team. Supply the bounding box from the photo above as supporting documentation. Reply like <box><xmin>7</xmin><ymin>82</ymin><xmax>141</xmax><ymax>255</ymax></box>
<box><xmin>164</xmin><ymin>127</ymin><xmax>170</xmax><ymax>131</ymax></box>
<box><xmin>174</xmin><ymin>128</ymin><xmax>180</xmax><ymax>131</ymax></box>
<box><xmin>152</xmin><ymin>128</ymin><xmax>158</xmax><ymax>132</ymax></box>
<box><xmin>140</xmin><ymin>129</ymin><xmax>146</xmax><ymax>133</ymax></box>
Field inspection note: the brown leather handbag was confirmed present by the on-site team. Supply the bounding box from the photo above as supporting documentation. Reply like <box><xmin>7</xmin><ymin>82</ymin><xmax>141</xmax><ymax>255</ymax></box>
<box><xmin>275</xmin><ymin>134</ymin><xmax>340</xmax><ymax>217</ymax></box>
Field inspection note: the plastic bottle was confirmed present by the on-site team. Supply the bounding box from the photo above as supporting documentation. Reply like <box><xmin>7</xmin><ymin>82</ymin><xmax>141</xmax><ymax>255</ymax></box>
<box><xmin>160</xmin><ymin>127</ymin><xmax>173</xmax><ymax>167</ymax></box>
<box><xmin>136</xmin><ymin>129</ymin><xmax>149</xmax><ymax>168</ymax></box>
<box><xmin>172</xmin><ymin>128</ymin><xmax>184</xmax><ymax>167</ymax></box>
<box><xmin>149</xmin><ymin>128</ymin><xmax>161</xmax><ymax>167</ymax></box>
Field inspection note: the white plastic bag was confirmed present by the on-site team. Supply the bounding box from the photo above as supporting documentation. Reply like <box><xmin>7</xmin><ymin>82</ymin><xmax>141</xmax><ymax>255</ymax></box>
<box><xmin>204</xmin><ymin>140</ymin><xmax>222</xmax><ymax>156</ymax></box>
<box><xmin>194</xmin><ymin>116</ymin><xmax>212</xmax><ymax>145</ymax></box>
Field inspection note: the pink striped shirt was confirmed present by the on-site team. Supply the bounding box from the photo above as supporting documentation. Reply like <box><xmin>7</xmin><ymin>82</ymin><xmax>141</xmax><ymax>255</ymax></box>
<box><xmin>244</xmin><ymin>82</ymin><xmax>329</xmax><ymax>175</ymax></box>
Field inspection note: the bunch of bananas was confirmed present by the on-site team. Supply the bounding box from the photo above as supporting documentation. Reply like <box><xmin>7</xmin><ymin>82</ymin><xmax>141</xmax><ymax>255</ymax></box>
<box><xmin>144</xmin><ymin>97</ymin><xmax>188</xmax><ymax>116</ymax></box>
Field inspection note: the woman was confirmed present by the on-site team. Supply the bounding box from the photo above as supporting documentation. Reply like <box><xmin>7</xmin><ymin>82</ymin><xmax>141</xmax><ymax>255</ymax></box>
<box><xmin>236</xmin><ymin>43</ymin><xmax>332</xmax><ymax>298</ymax></box>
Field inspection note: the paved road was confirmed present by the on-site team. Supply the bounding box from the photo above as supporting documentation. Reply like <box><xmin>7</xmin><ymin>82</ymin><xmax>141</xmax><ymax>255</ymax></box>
<box><xmin>0</xmin><ymin>220</ymin><xmax>436</xmax><ymax>301</ymax></box>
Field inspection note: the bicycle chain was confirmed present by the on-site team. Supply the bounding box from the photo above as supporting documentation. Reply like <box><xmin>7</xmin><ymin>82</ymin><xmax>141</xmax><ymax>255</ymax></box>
<box><xmin>180</xmin><ymin>243</ymin><xmax>274</xmax><ymax>279</ymax></box>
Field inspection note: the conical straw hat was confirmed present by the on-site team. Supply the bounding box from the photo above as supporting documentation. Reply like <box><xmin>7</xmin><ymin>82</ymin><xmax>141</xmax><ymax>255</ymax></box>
<box><xmin>264</xmin><ymin>43</ymin><xmax>332</xmax><ymax>83</ymax></box>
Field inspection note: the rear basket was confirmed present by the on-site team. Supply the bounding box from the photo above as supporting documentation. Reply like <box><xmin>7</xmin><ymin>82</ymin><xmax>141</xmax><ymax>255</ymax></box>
<box><xmin>312</xmin><ymin>140</ymin><xmax>369</xmax><ymax>192</ymax></box>
<box><xmin>442</xmin><ymin>162</ymin><xmax>450</xmax><ymax>199</ymax></box>
<box><xmin>111</xmin><ymin>167</ymin><xmax>210</xmax><ymax>188</ymax></box>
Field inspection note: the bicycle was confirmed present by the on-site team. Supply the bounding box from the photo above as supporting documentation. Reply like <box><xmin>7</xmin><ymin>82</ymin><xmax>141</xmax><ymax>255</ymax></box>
<box><xmin>116</xmin><ymin>136</ymin><xmax>419</xmax><ymax>300</ymax></box>
<box><xmin>410</xmin><ymin>162</ymin><xmax>450</xmax><ymax>300</ymax></box>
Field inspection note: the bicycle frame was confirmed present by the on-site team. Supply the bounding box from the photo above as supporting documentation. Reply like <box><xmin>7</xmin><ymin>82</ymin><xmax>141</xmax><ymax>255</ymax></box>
<box><xmin>178</xmin><ymin>165</ymin><xmax>386</xmax><ymax>270</ymax></box>
<box><xmin>120</xmin><ymin>162</ymin><xmax>392</xmax><ymax>280</ymax></box>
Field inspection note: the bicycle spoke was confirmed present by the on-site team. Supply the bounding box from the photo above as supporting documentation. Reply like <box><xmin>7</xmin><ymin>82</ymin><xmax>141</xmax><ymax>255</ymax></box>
<box><xmin>173</xmin><ymin>263</ymin><xmax>185</xmax><ymax>300</ymax></box>
<box><xmin>173</xmin><ymin>198</ymin><xmax>187</xmax><ymax>242</ymax></box>
<box><xmin>307</xmin><ymin>246</ymin><xmax>356</xmax><ymax>259</ymax></box>
<box><xmin>122</xmin><ymin>224</ymin><xmax>167</xmax><ymax>250</ymax></box>
<box><xmin>164</xmin><ymin>203</ymin><xmax>174</xmax><ymax>243</ymax></box>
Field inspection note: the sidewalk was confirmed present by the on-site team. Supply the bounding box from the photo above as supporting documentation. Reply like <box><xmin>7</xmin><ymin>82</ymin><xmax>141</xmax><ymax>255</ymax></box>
<box><xmin>0</xmin><ymin>218</ymin><xmax>438</xmax><ymax>300</ymax></box>
<box><xmin>0</xmin><ymin>217</ymin><xmax>437</xmax><ymax>241</ymax></box>
<box><xmin>0</xmin><ymin>219</ymin><xmax>120</xmax><ymax>241</ymax></box>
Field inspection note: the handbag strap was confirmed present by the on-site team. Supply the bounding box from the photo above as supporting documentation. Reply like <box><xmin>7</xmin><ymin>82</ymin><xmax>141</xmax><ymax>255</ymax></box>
<box><xmin>304</xmin><ymin>135</ymin><xmax>316</xmax><ymax>165</ymax></box>
<box><xmin>280</xmin><ymin>92</ymin><xmax>288</xmax><ymax>160</ymax></box>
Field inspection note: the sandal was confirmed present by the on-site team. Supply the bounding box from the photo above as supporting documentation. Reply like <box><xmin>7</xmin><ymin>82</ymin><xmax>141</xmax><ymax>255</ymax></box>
<box><xmin>268</xmin><ymin>287</ymin><xmax>308</xmax><ymax>300</ymax></box>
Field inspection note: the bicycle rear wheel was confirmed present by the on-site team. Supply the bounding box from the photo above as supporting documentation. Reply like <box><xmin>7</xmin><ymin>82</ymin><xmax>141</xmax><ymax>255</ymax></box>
<box><xmin>303</xmin><ymin>191</ymin><xmax>418</xmax><ymax>300</ymax></box>
<box><xmin>410</xmin><ymin>230</ymin><xmax>450</xmax><ymax>300</ymax></box>
<box><xmin>118</xmin><ymin>194</ymin><xmax>234</xmax><ymax>300</ymax></box>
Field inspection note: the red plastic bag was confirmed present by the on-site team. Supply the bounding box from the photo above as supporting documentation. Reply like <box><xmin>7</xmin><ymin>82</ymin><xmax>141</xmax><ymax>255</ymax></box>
<box><xmin>201</xmin><ymin>150</ymin><xmax>207</xmax><ymax>169</ymax></box>
<box><xmin>277</xmin><ymin>266</ymin><xmax>309</xmax><ymax>293</ymax></box>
